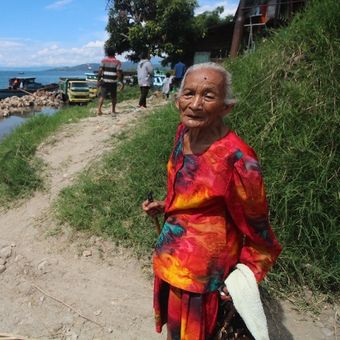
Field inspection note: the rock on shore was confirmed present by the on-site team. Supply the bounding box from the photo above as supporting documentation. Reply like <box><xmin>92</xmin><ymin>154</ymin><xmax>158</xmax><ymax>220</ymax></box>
<box><xmin>0</xmin><ymin>90</ymin><xmax>63</xmax><ymax>117</ymax></box>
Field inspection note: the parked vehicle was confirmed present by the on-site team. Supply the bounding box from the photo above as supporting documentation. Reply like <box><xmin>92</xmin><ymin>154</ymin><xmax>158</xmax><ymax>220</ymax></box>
<box><xmin>85</xmin><ymin>72</ymin><xmax>98</xmax><ymax>99</ymax></box>
<box><xmin>153</xmin><ymin>73</ymin><xmax>166</xmax><ymax>88</ymax></box>
<box><xmin>59</xmin><ymin>77</ymin><xmax>90</xmax><ymax>104</ymax></box>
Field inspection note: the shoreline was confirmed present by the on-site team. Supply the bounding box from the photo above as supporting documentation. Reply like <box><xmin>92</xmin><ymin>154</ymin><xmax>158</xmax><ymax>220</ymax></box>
<box><xmin>0</xmin><ymin>90</ymin><xmax>63</xmax><ymax>118</ymax></box>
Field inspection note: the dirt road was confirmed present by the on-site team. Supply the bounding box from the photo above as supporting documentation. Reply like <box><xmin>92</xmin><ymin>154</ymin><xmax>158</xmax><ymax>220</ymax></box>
<box><xmin>0</xmin><ymin>98</ymin><xmax>337</xmax><ymax>339</ymax></box>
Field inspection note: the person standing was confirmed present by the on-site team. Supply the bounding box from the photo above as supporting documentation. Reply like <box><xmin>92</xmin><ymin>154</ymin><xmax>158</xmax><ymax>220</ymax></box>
<box><xmin>137</xmin><ymin>51</ymin><xmax>154</xmax><ymax>108</ymax></box>
<box><xmin>97</xmin><ymin>46</ymin><xmax>124</xmax><ymax>116</ymax></box>
<box><xmin>162</xmin><ymin>72</ymin><xmax>172</xmax><ymax>100</ymax></box>
<box><xmin>142</xmin><ymin>62</ymin><xmax>282</xmax><ymax>339</ymax></box>
<box><xmin>173</xmin><ymin>60</ymin><xmax>186</xmax><ymax>89</ymax></box>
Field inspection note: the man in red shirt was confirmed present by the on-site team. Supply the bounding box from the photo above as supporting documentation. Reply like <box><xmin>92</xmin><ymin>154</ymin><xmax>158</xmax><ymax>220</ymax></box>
<box><xmin>97</xmin><ymin>46</ymin><xmax>124</xmax><ymax>116</ymax></box>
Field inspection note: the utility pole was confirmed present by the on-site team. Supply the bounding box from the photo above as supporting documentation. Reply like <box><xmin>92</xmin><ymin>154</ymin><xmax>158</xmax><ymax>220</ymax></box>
<box><xmin>230</xmin><ymin>0</ymin><xmax>247</xmax><ymax>58</ymax></box>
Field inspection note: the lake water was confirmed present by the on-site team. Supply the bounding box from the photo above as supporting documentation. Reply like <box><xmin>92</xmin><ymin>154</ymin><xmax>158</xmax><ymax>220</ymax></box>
<box><xmin>0</xmin><ymin>69</ymin><xmax>89</xmax><ymax>88</ymax></box>
<box><xmin>0</xmin><ymin>107</ymin><xmax>58</xmax><ymax>142</ymax></box>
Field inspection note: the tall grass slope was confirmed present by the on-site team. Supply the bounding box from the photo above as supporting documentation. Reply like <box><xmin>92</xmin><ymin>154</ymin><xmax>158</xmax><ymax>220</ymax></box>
<box><xmin>226</xmin><ymin>0</ymin><xmax>339</xmax><ymax>292</ymax></box>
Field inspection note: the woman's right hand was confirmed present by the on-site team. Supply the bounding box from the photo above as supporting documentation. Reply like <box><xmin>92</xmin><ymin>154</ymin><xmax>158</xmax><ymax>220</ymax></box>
<box><xmin>142</xmin><ymin>200</ymin><xmax>165</xmax><ymax>217</ymax></box>
<box><xmin>220</xmin><ymin>286</ymin><xmax>232</xmax><ymax>302</ymax></box>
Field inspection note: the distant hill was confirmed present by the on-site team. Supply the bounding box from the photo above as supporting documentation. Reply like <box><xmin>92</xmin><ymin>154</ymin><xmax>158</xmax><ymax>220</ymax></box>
<box><xmin>0</xmin><ymin>57</ymin><xmax>168</xmax><ymax>73</ymax></box>
<box><xmin>47</xmin><ymin>59</ymin><xmax>167</xmax><ymax>73</ymax></box>
<box><xmin>47</xmin><ymin>63</ymin><xmax>101</xmax><ymax>72</ymax></box>
<box><xmin>47</xmin><ymin>61</ymin><xmax>140</xmax><ymax>72</ymax></box>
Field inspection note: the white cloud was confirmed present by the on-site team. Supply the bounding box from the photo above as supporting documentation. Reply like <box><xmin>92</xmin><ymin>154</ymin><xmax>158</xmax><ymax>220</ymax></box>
<box><xmin>46</xmin><ymin>0</ymin><xmax>73</xmax><ymax>10</ymax></box>
<box><xmin>0</xmin><ymin>39</ymin><xmax>24</xmax><ymax>48</ymax></box>
<box><xmin>84</xmin><ymin>40</ymin><xmax>105</xmax><ymax>48</ymax></box>
<box><xmin>196</xmin><ymin>1</ymin><xmax>238</xmax><ymax>17</ymax></box>
<box><xmin>0</xmin><ymin>37</ymin><xmax>107</xmax><ymax>67</ymax></box>
<box><xmin>33</xmin><ymin>40</ymin><xmax>106</xmax><ymax>66</ymax></box>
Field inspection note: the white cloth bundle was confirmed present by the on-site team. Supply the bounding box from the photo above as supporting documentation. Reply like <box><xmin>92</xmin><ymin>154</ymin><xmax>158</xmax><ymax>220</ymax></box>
<box><xmin>225</xmin><ymin>263</ymin><xmax>270</xmax><ymax>340</ymax></box>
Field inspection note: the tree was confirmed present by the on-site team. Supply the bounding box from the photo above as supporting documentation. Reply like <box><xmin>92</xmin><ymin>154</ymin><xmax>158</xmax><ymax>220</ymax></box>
<box><xmin>105</xmin><ymin>0</ymin><xmax>157</xmax><ymax>57</ymax></box>
<box><xmin>105</xmin><ymin>0</ymin><xmax>231</xmax><ymax>65</ymax></box>
<box><xmin>106</xmin><ymin>0</ymin><xmax>197</xmax><ymax>64</ymax></box>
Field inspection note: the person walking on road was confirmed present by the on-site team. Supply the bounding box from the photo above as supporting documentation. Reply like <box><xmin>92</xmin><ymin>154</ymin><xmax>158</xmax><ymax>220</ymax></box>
<box><xmin>137</xmin><ymin>51</ymin><xmax>154</xmax><ymax>108</ymax></box>
<box><xmin>97</xmin><ymin>46</ymin><xmax>124</xmax><ymax>116</ymax></box>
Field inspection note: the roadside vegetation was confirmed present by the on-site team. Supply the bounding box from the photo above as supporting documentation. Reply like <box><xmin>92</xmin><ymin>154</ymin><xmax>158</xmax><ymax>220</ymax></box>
<box><xmin>0</xmin><ymin>85</ymin><xmax>140</xmax><ymax>205</ymax></box>
<box><xmin>225</xmin><ymin>0</ymin><xmax>339</xmax><ymax>296</ymax></box>
<box><xmin>56</xmin><ymin>104</ymin><xmax>178</xmax><ymax>253</ymax></box>
<box><xmin>56</xmin><ymin>0</ymin><xmax>339</xmax><ymax>300</ymax></box>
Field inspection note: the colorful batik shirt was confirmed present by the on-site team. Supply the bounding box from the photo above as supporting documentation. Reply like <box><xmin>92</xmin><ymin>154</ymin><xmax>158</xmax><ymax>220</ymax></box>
<box><xmin>153</xmin><ymin>124</ymin><xmax>282</xmax><ymax>293</ymax></box>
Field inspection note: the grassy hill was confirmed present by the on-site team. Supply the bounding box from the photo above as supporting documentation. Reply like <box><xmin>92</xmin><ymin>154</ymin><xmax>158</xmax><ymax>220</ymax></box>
<box><xmin>224</xmin><ymin>0</ymin><xmax>339</xmax><ymax>293</ymax></box>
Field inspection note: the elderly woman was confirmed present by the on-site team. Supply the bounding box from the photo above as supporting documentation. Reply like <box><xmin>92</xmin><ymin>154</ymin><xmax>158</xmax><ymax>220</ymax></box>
<box><xmin>142</xmin><ymin>62</ymin><xmax>282</xmax><ymax>340</ymax></box>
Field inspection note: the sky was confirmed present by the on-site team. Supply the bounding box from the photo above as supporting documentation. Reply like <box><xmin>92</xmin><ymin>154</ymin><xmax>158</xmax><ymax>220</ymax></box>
<box><xmin>0</xmin><ymin>0</ymin><xmax>239</xmax><ymax>69</ymax></box>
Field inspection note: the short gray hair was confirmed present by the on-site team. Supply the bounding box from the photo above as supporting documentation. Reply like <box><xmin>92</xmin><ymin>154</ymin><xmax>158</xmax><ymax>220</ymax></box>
<box><xmin>178</xmin><ymin>62</ymin><xmax>236</xmax><ymax>105</ymax></box>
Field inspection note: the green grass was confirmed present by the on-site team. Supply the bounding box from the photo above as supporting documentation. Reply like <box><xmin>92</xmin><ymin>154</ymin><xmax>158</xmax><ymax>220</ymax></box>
<box><xmin>56</xmin><ymin>104</ymin><xmax>179</xmax><ymax>254</ymax></box>
<box><xmin>0</xmin><ymin>85</ymin><xmax>141</xmax><ymax>204</ymax></box>
<box><xmin>56</xmin><ymin>0</ymin><xmax>339</xmax><ymax>297</ymax></box>
<box><xmin>0</xmin><ymin>104</ymin><xmax>94</xmax><ymax>204</ymax></box>
<box><xmin>117</xmin><ymin>84</ymin><xmax>140</xmax><ymax>102</ymax></box>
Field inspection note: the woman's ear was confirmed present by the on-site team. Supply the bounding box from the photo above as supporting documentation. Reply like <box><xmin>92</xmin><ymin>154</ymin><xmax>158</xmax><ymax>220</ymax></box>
<box><xmin>175</xmin><ymin>97</ymin><xmax>180</xmax><ymax>110</ymax></box>
<box><xmin>222</xmin><ymin>103</ymin><xmax>234</xmax><ymax>117</ymax></box>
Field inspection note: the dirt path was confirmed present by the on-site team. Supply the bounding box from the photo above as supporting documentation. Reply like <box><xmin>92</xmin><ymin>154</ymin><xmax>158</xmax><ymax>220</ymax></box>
<box><xmin>0</xmin><ymin>98</ymin><xmax>337</xmax><ymax>340</ymax></box>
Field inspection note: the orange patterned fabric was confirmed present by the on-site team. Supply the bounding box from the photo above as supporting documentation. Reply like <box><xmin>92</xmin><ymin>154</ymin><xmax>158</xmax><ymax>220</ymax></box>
<box><xmin>153</xmin><ymin>123</ymin><xmax>282</xmax><ymax>294</ymax></box>
<box><xmin>154</xmin><ymin>276</ymin><xmax>219</xmax><ymax>339</ymax></box>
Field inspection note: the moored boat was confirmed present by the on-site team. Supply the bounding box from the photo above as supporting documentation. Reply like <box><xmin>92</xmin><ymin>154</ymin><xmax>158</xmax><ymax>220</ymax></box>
<box><xmin>0</xmin><ymin>77</ymin><xmax>59</xmax><ymax>100</ymax></box>
<box><xmin>0</xmin><ymin>88</ymin><xmax>27</xmax><ymax>100</ymax></box>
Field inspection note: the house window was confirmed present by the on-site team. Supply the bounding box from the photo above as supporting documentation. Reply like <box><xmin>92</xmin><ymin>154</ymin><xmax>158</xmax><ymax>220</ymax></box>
<box><xmin>194</xmin><ymin>52</ymin><xmax>211</xmax><ymax>64</ymax></box>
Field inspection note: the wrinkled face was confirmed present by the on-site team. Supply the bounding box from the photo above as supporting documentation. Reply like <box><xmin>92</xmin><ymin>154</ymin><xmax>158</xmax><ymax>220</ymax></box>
<box><xmin>177</xmin><ymin>68</ymin><xmax>230</xmax><ymax>130</ymax></box>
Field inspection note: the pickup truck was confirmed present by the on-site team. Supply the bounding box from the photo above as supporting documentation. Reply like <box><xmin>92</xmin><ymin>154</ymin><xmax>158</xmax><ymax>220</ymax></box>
<box><xmin>59</xmin><ymin>77</ymin><xmax>90</xmax><ymax>104</ymax></box>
